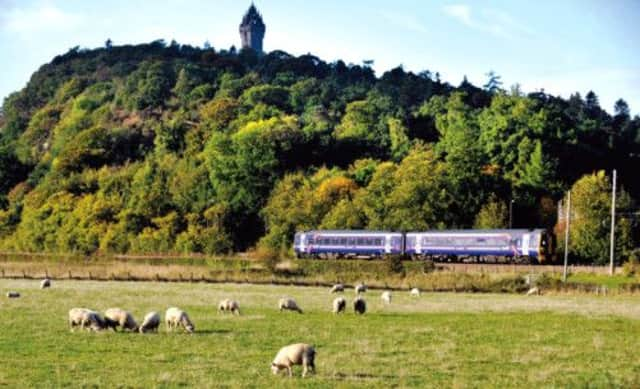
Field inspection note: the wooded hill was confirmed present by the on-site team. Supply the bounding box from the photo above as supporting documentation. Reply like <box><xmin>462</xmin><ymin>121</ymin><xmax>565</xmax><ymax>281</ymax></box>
<box><xmin>0</xmin><ymin>41</ymin><xmax>638</xmax><ymax>264</ymax></box>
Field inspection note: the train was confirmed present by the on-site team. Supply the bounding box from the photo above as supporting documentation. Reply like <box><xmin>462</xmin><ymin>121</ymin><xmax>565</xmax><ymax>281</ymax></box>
<box><xmin>293</xmin><ymin>229</ymin><xmax>553</xmax><ymax>263</ymax></box>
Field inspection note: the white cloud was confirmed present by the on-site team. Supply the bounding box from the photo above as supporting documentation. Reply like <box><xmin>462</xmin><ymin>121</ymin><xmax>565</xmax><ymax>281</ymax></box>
<box><xmin>378</xmin><ymin>10</ymin><xmax>428</xmax><ymax>34</ymax></box>
<box><xmin>2</xmin><ymin>3</ymin><xmax>81</xmax><ymax>33</ymax></box>
<box><xmin>443</xmin><ymin>4</ymin><xmax>533</xmax><ymax>39</ymax></box>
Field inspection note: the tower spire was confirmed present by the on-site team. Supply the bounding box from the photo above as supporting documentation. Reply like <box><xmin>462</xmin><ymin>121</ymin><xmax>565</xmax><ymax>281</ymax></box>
<box><xmin>239</xmin><ymin>3</ymin><xmax>266</xmax><ymax>53</ymax></box>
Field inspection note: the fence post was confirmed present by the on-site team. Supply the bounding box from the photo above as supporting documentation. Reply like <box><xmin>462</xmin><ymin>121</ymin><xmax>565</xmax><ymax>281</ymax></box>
<box><xmin>68</xmin><ymin>271</ymin><xmax>72</xmax><ymax>279</ymax></box>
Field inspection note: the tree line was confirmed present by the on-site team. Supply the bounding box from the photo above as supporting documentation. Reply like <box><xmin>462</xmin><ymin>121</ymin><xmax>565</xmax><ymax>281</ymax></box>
<box><xmin>0</xmin><ymin>40</ymin><xmax>638</xmax><ymax>264</ymax></box>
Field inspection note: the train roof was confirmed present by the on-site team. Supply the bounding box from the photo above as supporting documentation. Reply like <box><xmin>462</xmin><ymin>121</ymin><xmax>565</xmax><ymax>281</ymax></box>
<box><xmin>297</xmin><ymin>230</ymin><xmax>402</xmax><ymax>235</ymax></box>
<box><xmin>406</xmin><ymin>229</ymin><xmax>547</xmax><ymax>234</ymax></box>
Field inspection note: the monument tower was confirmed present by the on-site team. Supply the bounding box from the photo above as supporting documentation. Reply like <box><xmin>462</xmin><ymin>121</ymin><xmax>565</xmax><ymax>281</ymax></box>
<box><xmin>239</xmin><ymin>3</ymin><xmax>265</xmax><ymax>53</ymax></box>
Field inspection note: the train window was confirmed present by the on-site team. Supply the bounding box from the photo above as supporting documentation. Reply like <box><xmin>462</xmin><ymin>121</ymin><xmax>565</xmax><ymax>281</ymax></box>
<box><xmin>331</xmin><ymin>237</ymin><xmax>338</xmax><ymax>245</ymax></box>
<box><xmin>365</xmin><ymin>238</ymin><xmax>373</xmax><ymax>246</ymax></box>
<box><xmin>348</xmin><ymin>238</ymin><xmax>355</xmax><ymax>245</ymax></box>
<box><xmin>308</xmin><ymin>237</ymin><xmax>314</xmax><ymax>244</ymax></box>
<box><xmin>374</xmin><ymin>238</ymin><xmax>382</xmax><ymax>246</ymax></box>
<box><xmin>340</xmin><ymin>238</ymin><xmax>347</xmax><ymax>245</ymax></box>
<box><xmin>357</xmin><ymin>238</ymin><xmax>364</xmax><ymax>245</ymax></box>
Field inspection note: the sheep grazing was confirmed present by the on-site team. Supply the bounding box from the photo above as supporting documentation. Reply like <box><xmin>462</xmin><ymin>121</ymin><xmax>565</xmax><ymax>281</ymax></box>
<box><xmin>278</xmin><ymin>297</ymin><xmax>303</xmax><ymax>314</ymax></box>
<box><xmin>526</xmin><ymin>287</ymin><xmax>540</xmax><ymax>296</ymax></box>
<box><xmin>353</xmin><ymin>297</ymin><xmax>366</xmax><ymax>315</ymax></box>
<box><xmin>354</xmin><ymin>283</ymin><xmax>367</xmax><ymax>295</ymax></box>
<box><xmin>410</xmin><ymin>287</ymin><xmax>421</xmax><ymax>297</ymax></box>
<box><xmin>104</xmin><ymin>308</ymin><xmax>138</xmax><ymax>332</ymax></box>
<box><xmin>6</xmin><ymin>291</ymin><xmax>20</xmax><ymax>298</ymax></box>
<box><xmin>165</xmin><ymin>307</ymin><xmax>195</xmax><ymax>333</ymax></box>
<box><xmin>381</xmin><ymin>291</ymin><xmax>392</xmax><ymax>304</ymax></box>
<box><xmin>40</xmin><ymin>278</ymin><xmax>51</xmax><ymax>289</ymax></box>
<box><xmin>271</xmin><ymin>343</ymin><xmax>316</xmax><ymax>378</ymax></box>
<box><xmin>139</xmin><ymin>312</ymin><xmax>161</xmax><ymax>333</ymax></box>
<box><xmin>68</xmin><ymin>308</ymin><xmax>105</xmax><ymax>331</ymax></box>
<box><xmin>332</xmin><ymin>297</ymin><xmax>346</xmax><ymax>314</ymax></box>
<box><xmin>218</xmin><ymin>299</ymin><xmax>241</xmax><ymax>315</ymax></box>
<box><xmin>329</xmin><ymin>283</ymin><xmax>344</xmax><ymax>293</ymax></box>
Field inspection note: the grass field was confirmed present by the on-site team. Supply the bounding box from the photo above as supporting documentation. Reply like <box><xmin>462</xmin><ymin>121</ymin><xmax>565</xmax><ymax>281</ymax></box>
<box><xmin>1</xmin><ymin>279</ymin><xmax>639</xmax><ymax>388</ymax></box>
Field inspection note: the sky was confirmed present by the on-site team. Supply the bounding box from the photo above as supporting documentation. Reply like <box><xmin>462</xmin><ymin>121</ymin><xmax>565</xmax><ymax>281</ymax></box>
<box><xmin>0</xmin><ymin>0</ymin><xmax>639</xmax><ymax>115</ymax></box>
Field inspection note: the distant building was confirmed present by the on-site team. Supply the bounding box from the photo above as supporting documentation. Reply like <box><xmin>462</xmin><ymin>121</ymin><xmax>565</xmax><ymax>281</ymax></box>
<box><xmin>239</xmin><ymin>3</ymin><xmax>265</xmax><ymax>53</ymax></box>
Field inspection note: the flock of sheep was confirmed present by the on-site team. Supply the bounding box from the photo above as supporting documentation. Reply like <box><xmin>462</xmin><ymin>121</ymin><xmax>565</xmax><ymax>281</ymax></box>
<box><xmin>12</xmin><ymin>278</ymin><xmax>422</xmax><ymax>378</ymax></box>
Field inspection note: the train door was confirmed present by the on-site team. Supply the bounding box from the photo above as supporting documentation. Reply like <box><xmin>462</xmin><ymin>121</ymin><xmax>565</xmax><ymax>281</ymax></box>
<box><xmin>522</xmin><ymin>234</ymin><xmax>530</xmax><ymax>256</ymax></box>
<box><xmin>385</xmin><ymin>234</ymin><xmax>392</xmax><ymax>254</ymax></box>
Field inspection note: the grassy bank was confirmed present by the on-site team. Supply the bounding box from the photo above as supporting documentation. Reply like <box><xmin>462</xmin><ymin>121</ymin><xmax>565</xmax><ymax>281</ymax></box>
<box><xmin>1</xmin><ymin>253</ymin><xmax>639</xmax><ymax>294</ymax></box>
<box><xmin>0</xmin><ymin>279</ymin><xmax>639</xmax><ymax>387</ymax></box>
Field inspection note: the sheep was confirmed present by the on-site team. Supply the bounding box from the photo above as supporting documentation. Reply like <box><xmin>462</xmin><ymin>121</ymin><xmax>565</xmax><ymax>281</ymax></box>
<box><xmin>68</xmin><ymin>308</ymin><xmax>105</xmax><ymax>331</ymax></box>
<box><xmin>353</xmin><ymin>297</ymin><xmax>366</xmax><ymax>315</ymax></box>
<box><xmin>329</xmin><ymin>283</ymin><xmax>344</xmax><ymax>293</ymax></box>
<box><xmin>104</xmin><ymin>308</ymin><xmax>138</xmax><ymax>332</ymax></box>
<box><xmin>271</xmin><ymin>343</ymin><xmax>316</xmax><ymax>378</ymax></box>
<box><xmin>40</xmin><ymin>278</ymin><xmax>51</xmax><ymax>289</ymax></box>
<box><xmin>381</xmin><ymin>291</ymin><xmax>392</xmax><ymax>304</ymax></box>
<box><xmin>354</xmin><ymin>283</ymin><xmax>367</xmax><ymax>295</ymax></box>
<box><xmin>332</xmin><ymin>297</ymin><xmax>346</xmax><ymax>314</ymax></box>
<box><xmin>6</xmin><ymin>291</ymin><xmax>20</xmax><ymax>298</ymax></box>
<box><xmin>139</xmin><ymin>312</ymin><xmax>161</xmax><ymax>333</ymax></box>
<box><xmin>526</xmin><ymin>287</ymin><xmax>540</xmax><ymax>296</ymax></box>
<box><xmin>278</xmin><ymin>297</ymin><xmax>303</xmax><ymax>314</ymax></box>
<box><xmin>410</xmin><ymin>287</ymin><xmax>421</xmax><ymax>297</ymax></box>
<box><xmin>218</xmin><ymin>299</ymin><xmax>241</xmax><ymax>315</ymax></box>
<box><xmin>165</xmin><ymin>307</ymin><xmax>195</xmax><ymax>333</ymax></box>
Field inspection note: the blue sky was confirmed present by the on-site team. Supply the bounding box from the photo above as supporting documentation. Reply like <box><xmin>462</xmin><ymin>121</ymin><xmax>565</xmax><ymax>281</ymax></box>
<box><xmin>0</xmin><ymin>0</ymin><xmax>638</xmax><ymax>114</ymax></box>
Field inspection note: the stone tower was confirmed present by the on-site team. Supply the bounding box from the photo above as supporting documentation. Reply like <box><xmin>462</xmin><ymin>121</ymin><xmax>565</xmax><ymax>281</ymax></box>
<box><xmin>239</xmin><ymin>3</ymin><xmax>265</xmax><ymax>53</ymax></box>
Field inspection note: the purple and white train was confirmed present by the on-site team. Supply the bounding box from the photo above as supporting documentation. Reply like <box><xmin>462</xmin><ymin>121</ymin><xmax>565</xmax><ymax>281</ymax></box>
<box><xmin>294</xmin><ymin>229</ymin><xmax>553</xmax><ymax>263</ymax></box>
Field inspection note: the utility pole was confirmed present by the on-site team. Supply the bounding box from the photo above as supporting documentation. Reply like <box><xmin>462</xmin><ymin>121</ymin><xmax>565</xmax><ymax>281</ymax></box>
<box><xmin>609</xmin><ymin>169</ymin><xmax>617</xmax><ymax>276</ymax></box>
<box><xmin>563</xmin><ymin>191</ymin><xmax>571</xmax><ymax>282</ymax></box>
<box><xmin>509</xmin><ymin>199</ymin><xmax>515</xmax><ymax>228</ymax></box>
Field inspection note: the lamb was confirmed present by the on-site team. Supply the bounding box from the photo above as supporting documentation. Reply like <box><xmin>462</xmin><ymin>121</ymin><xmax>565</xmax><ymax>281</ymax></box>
<box><xmin>381</xmin><ymin>291</ymin><xmax>392</xmax><ymax>304</ymax></box>
<box><xmin>271</xmin><ymin>343</ymin><xmax>316</xmax><ymax>378</ymax></box>
<box><xmin>40</xmin><ymin>278</ymin><xmax>51</xmax><ymax>289</ymax></box>
<box><xmin>218</xmin><ymin>299</ymin><xmax>241</xmax><ymax>315</ymax></box>
<box><xmin>104</xmin><ymin>308</ymin><xmax>138</xmax><ymax>332</ymax></box>
<box><xmin>278</xmin><ymin>297</ymin><xmax>303</xmax><ymax>314</ymax></box>
<box><xmin>329</xmin><ymin>283</ymin><xmax>344</xmax><ymax>293</ymax></box>
<box><xmin>410</xmin><ymin>287</ymin><xmax>421</xmax><ymax>297</ymax></box>
<box><xmin>165</xmin><ymin>307</ymin><xmax>195</xmax><ymax>333</ymax></box>
<box><xmin>354</xmin><ymin>283</ymin><xmax>367</xmax><ymax>295</ymax></box>
<box><xmin>6</xmin><ymin>291</ymin><xmax>20</xmax><ymax>298</ymax></box>
<box><xmin>353</xmin><ymin>297</ymin><xmax>366</xmax><ymax>315</ymax></box>
<box><xmin>68</xmin><ymin>308</ymin><xmax>105</xmax><ymax>331</ymax></box>
<box><xmin>332</xmin><ymin>297</ymin><xmax>346</xmax><ymax>314</ymax></box>
<box><xmin>139</xmin><ymin>312</ymin><xmax>161</xmax><ymax>333</ymax></box>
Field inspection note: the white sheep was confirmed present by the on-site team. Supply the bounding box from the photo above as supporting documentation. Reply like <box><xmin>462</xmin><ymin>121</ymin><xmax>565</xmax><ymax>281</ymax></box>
<box><xmin>68</xmin><ymin>308</ymin><xmax>105</xmax><ymax>331</ymax></box>
<box><xmin>40</xmin><ymin>278</ymin><xmax>51</xmax><ymax>289</ymax></box>
<box><xmin>526</xmin><ymin>287</ymin><xmax>540</xmax><ymax>296</ymax></box>
<box><xmin>6</xmin><ymin>291</ymin><xmax>20</xmax><ymax>298</ymax></box>
<box><xmin>218</xmin><ymin>299</ymin><xmax>241</xmax><ymax>315</ymax></box>
<box><xmin>271</xmin><ymin>343</ymin><xmax>316</xmax><ymax>378</ymax></box>
<box><xmin>354</xmin><ymin>283</ymin><xmax>367</xmax><ymax>295</ymax></box>
<box><xmin>410</xmin><ymin>287</ymin><xmax>421</xmax><ymax>297</ymax></box>
<box><xmin>329</xmin><ymin>283</ymin><xmax>344</xmax><ymax>293</ymax></box>
<box><xmin>139</xmin><ymin>312</ymin><xmax>161</xmax><ymax>333</ymax></box>
<box><xmin>332</xmin><ymin>297</ymin><xmax>346</xmax><ymax>314</ymax></box>
<box><xmin>165</xmin><ymin>307</ymin><xmax>195</xmax><ymax>333</ymax></box>
<box><xmin>104</xmin><ymin>308</ymin><xmax>138</xmax><ymax>332</ymax></box>
<box><xmin>353</xmin><ymin>297</ymin><xmax>366</xmax><ymax>315</ymax></box>
<box><xmin>278</xmin><ymin>297</ymin><xmax>303</xmax><ymax>314</ymax></box>
<box><xmin>381</xmin><ymin>291</ymin><xmax>392</xmax><ymax>304</ymax></box>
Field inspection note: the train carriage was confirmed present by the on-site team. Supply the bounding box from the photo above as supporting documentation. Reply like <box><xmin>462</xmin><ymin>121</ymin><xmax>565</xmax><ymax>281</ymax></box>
<box><xmin>405</xmin><ymin>229</ymin><xmax>552</xmax><ymax>263</ymax></box>
<box><xmin>294</xmin><ymin>230</ymin><xmax>404</xmax><ymax>259</ymax></box>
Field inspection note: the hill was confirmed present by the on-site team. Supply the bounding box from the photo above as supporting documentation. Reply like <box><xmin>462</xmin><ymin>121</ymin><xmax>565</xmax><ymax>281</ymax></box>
<box><xmin>0</xmin><ymin>41</ymin><xmax>638</xmax><ymax>261</ymax></box>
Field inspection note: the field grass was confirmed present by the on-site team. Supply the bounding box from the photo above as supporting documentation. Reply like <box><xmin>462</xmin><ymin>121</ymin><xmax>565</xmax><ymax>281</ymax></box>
<box><xmin>1</xmin><ymin>279</ymin><xmax>639</xmax><ymax>388</ymax></box>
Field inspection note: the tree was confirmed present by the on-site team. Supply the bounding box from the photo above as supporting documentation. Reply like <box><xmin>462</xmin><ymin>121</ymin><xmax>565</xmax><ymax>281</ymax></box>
<box><xmin>483</xmin><ymin>71</ymin><xmax>503</xmax><ymax>93</ymax></box>
<box><xmin>558</xmin><ymin>171</ymin><xmax>635</xmax><ymax>264</ymax></box>
<box><xmin>474</xmin><ymin>196</ymin><xmax>509</xmax><ymax>229</ymax></box>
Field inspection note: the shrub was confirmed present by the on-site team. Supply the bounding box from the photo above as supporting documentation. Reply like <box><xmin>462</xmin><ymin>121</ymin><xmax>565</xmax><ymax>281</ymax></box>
<box><xmin>385</xmin><ymin>255</ymin><xmax>405</xmax><ymax>275</ymax></box>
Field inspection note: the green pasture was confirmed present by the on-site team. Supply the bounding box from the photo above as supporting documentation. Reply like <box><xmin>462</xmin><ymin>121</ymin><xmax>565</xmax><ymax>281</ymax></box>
<box><xmin>0</xmin><ymin>279</ymin><xmax>638</xmax><ymax>387</ymax></box>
